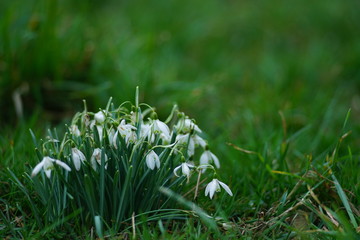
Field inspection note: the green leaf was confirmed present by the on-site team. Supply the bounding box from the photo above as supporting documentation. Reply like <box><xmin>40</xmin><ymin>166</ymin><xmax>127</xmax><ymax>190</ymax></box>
<box><xmin>332</xmin><ymin>175</ymin><xmax>358</xmax><ymax>229</ymax></box>
<box><xmin>95</xmin><ymin>215</ymin><xmax>103</xmax><ymax>238</ymax></box>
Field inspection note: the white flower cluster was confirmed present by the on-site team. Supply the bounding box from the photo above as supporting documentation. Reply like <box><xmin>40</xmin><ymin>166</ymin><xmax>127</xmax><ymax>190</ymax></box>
<box><xmin>32</xmin><ymin>103</ymin><xmax>233</xmax><ymax>200</ymax></box>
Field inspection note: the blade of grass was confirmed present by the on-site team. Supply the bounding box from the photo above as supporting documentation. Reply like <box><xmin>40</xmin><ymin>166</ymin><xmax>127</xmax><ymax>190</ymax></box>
<box><xmin>7</xmin><ymin>169</ymin><xmax>43</xmax><ymax>228</ymax></box>
<box><xmin>331</xmin><ymin>175</ymin><xmax>358</xmax><ymax>229</ymax></box>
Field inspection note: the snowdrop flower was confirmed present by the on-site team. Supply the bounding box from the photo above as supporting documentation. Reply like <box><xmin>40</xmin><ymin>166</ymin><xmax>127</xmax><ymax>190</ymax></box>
<box><xmin>152</xmin><ymin>119</ymin><xmax>171</xmax><ymax>141</ymax></box>
<box><xmin>126</xmin><ymin>130</ymin><xmax>137</xmax><ymax>144</ymax></box>
<box><xmin>200</xmin><ymin>150</ymin><xmax>220</xmax><ymax>169</ymax></box>
<box><xmin>140</xmin><ymin>123</ymin><xmax>153</xmax><ymax>141</ymax></box>
<box><xmin>192</xmin><ymin>134</ymin><xmax>206</xmax><ymax>148</ymax></box>
<box><xmin>113</xmin><ymin>120</ymin><xmax>137</xmax><ymax>147</ymax></box>
<box><xmin>32</xmin><ymin>156</ymin><xmax>71</xmax><ymax>178</ymax></box>
<box><xmin>159</xmin><ymin>133</ymin><xmax>171</xmax><ymax>144</ymax></box>
<box><xmin>176</xmin><ymin>134</ymin><xmax>195</xmax><ymax>157</ymax></box>
<box><xmin>70</xmin><ymin>125</ymin><xmax>81</xmax><ymax>137</ymax></box>
<box><xmin>145</xmin><ymin>150</ymin><xmax>160</xmax><ymax>170</ymax></box>
<box><xmin>140</xmin><ymin>123</ymin><xmax>150</xmax><ymax>137</ymax></box>
<box><xmin>90</xmin><ymin>148</ymin><xmax>108</xmax><ymax>170</ymax></box>
<box><xmin>117</xmin><ymin>120</ymin><xmax>137</xmax><ymax>137</ymax></box>
<box><xmin>183</xmin><ymin>119</ymin><xmax>202</xmax><ymax>133</ymax></box>
<box><xmin>71</xmin><ymin>148</ymin><xmax>86</xmax><ymax>171</ymax></box>
<box><xmin>205</xmin><ymin>179</ymin><xmax>233</xmax><ymax>199</ymax></box>
<box><xmin>173</xmin><ymin>162</ymin><xmax>194</xmax><ymax>178</ymax></box>
<box><xmin>94</xmin><ymin>111</ymin><xmax>106</xmax><ymax>124</ymax></box>
<box><xmin>108</xmin><ymin>128</ymin><xmax>116</xmax><ymax>146</ymax></box>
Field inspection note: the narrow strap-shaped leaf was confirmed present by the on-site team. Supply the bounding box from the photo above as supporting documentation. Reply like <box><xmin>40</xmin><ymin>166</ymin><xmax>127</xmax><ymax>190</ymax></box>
<box><xmin>95</xmin><ymin>215</ymin><xmax>103</xmax><ymax>238</ymax></box>
<box><xmin>84</xmin><ymin>174</ymin><xmax>96</xmax><ymax>217</ymax></box>
<box><xmin>29</xmin><ymin>129</ymin><xmax>38</xmax><ymax>147</ymax></box>
<box><xmin>116</xmin><ymin>166</ymin><xmax>133</xmax><ymax>226</ymax></box>
<box><xmin>332</xmin><ymin>175</ymin><xmax>358</xmax><ymax>228</ymax></box>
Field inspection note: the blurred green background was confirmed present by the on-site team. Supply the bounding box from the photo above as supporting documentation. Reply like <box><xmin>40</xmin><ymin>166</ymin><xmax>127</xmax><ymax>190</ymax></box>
<box><xmin>1</xmin><ymin>0</ymin><xmax>359</xmax><ymax>122</ymax></box>
<box><xmin>1</xmin><ymin>0</ymin><xmax>360</xmax><ymax>202</ymax></box>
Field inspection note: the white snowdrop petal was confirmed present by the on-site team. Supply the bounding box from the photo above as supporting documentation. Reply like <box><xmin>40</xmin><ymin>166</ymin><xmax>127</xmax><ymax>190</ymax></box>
<box><xmin>44</xmin><ymin>169</ymin><xmax>52</xmax><ymax>178</ymax></box>
<box><xmin>79</xmin><ymin>152</ymin><xmax>86</xmax><ymax>161</ymax></box>
<box><xmin>70</xmin><ymin>125</ymin><xmax>81</xmax><ymax>136</ymax></box>
<box><xmin>155</xmin><ymin>157</ymin><xmax>160</xmax><ymax>169</ymax></box>
<box><xmin>210</xmin><ymin>152</ymin><xmax>220</xmax><ymax>168</ymax></box>
<box><xmin>160</xmin><ymin>133</ymin><xmax>170</xmax><ymax>143</ymax></box>
<box><xmin>154</xmin><ymin>120</ymin><xmax>171</xmax><ymax>140</ymax></box>
<box><xmin>140</xmin><ymin>124</ymin><xmax>151</xmax><ymax>139</ymax></box>
<box><xmin>200</xmin><ymin>152</ymin><xmax>208</xmax><ymax>165</ymax></box>
<box><xmin>184</xmin><ymin>119</ymin><xmax>202</xmax><ymax>133</ymax></box>
<box><xmin>146</xmin><ymin>157</ymin><xmax>155</xmax><ymax>170</ymax></box>
<box><xmin>193</xmin><ymin>135</ymin><xmax>206</xmax><ymax>148</ymax></box>
<box><xmin>146</xmin><ymin>151</ymin><xmax>158</xmax><ymax>170</ymax></box>
<box><xmin>55</xmin><ymin>160</ymin><xmax>71</xmax><ymax>172</ymax></box>
<box><xmin>187</xmin><ymin>139</ymin><xmax>195</xmax><ymax>157</ymax></box>
<box><xmin>173</xmin><ymin>165</ymin><xmax>181</xmax><ymax>177</ymax></box>
<box><xmin>218</xmin><ymin>181</ymin><xmax>233</xmax><ymax>196</ymax></box>
<box><xmin>187</xmin><ymin>163</ymin><xmax>195</xmax><ymax>168</ymax></box>
<box><xmin>91</xmin><ymin>148</ymin><xmax>102</xmax><ymax>170</ymax></box>
<box><xmin>95</xmin><ymin>111</ymin><xmax>106</xmax><ymax>124</ymax></box>
<box><xmin>209</xmin><ymin>181</ymin><xmax>217</xmax><ymax>199</ymax></box>
<box><xmin>113</xmin><ymin>131</ymin><xmax>119</xmax><ymax>149</ymax></box>
<box><xmin>182</xmin><ymin>163</ymin><xmax>190</xmax><ymax>176</ymax></box>
<box><xmin>91</xmin><ymin>157</ymin><xmax>97</xmax><ymax>170</ymax></box>
<box><xmin>108</xmin><ymin>129</ymin><xmax>115</xmax><ymax>145</ymax></box>
<box><xmin>72</xmin><ymin>148</ymin><xmax>85</xmax><ymax>171</ymax></box>
<box><xmin>45</xmin><ymin>156</ymin><xmax>56</xmax><ymax>162</ymax></box>
<box><xmin>31</xmin><ymin>161</ymin><xmax>45</xmax><ymax>177</ymax></box>
<box><xmin>157</xmin><ymin>120</ymin><xmax>170</xmax><ymax>134</ymax></box>
<box><xmin>73</xmin><ymin>156</ymin><xmax>81</xmax><ymax>171</ymax></box>
<box><xmin>205</xmin><ymin>183</ymin><xmax>211</xmax><ymax>197</ymax></box>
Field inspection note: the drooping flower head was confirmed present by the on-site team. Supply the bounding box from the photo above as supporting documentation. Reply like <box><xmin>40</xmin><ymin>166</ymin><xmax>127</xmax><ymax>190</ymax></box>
<box><xmin>146</xmin><ymin>150</ymin><xmax>160</xmax><ymax>170</ymax></box>
<box><xmin>192</xmin><ymin>134</ymin><xmax>206</xmax><ymax>148</ymax></box>
<box><xmin>152</xmin><ymin>119</ymin><xmax>171</xmax><ymax>143</ymax></box>
<box><xmin>173</xmin><ymin>162</ymin><xmax>195</xmax><ymax>178</ymax></box>
<box><xmin>176</xmin><ymin>117</ymin><xmax>202</xmax><ymax>134</ymax></box>
<box><xmin>91</xmin><ymin>148</ymin><xmax>108</xmax><ymax>170</ymax></box>
<box><xmin>32</xmin><ymin>156</ymin><xmax>71</xmax><ymax>178</ymax></box>
<box><xmin>70</xmin><ymin>125</ymin><xmax>81</xmax><ymax>137</ymax></box>
<box><xmin>113</xmin><ymin>120</ymin><xmax>137</xmax><ymax>147</ymax></box>
<box><xmin>94</xmin><ymin>110</ymin><xmax>106</xmax><ymax>124</ymax></box>
<box><xmin>205</xmin><ymin>179</ymin><xmax>233</xmax><ymax>199</ymax></box>
<box><xmin>71</xmin><ymin>148</ymin><xmax>86</xmax><ymax>171</ymax></box>
<box><xmin>200</xmin><ymin>150</ymin><xmax>220</xmax><ymax>169</ymax></box>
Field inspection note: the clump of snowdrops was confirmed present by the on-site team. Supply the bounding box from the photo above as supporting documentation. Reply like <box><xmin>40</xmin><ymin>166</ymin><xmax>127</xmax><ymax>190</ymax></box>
<box><xmin>30</xmin><ymin>91</ymin><xmax>232</xmax><ymax>233</ymax></box>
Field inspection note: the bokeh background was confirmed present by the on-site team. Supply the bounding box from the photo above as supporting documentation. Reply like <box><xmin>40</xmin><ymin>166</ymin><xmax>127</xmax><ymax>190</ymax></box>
<box><xmin>1</xmin><ymin>0</ymin><xmax>360</xmax><ymax>208</ymax></box>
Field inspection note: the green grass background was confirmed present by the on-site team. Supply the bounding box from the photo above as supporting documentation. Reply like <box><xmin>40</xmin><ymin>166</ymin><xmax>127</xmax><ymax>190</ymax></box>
<box><xmin>1</xmin><ymin>0</ymin><xmax>360</xmax><ymax>238</ymax></box>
